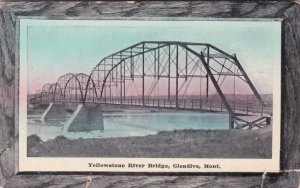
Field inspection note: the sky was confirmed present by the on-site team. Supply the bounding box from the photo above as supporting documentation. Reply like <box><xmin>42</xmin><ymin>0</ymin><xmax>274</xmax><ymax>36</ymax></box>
<box><xmin>22</xmin><ymin>20</ymin><xmax>281</xmax><ymax>94</ymax></box>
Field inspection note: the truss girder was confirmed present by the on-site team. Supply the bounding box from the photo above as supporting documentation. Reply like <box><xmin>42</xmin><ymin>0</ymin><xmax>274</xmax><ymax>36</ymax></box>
<box><xmin>35</xmin><ymin>41</ymin><xmax>265</xmax><ymax>129</ymax></box>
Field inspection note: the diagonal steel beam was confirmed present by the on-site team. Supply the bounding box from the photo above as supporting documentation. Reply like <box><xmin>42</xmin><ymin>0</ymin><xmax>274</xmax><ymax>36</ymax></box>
<box><xmin>182</xmin><ymin>44</ymin><xmax>234</xmax><ymax>129</ymax></box>
<box><xmin>232</xmin><ymin>55</ymin><xmax>264</xmax><ymax>106</ymax></box>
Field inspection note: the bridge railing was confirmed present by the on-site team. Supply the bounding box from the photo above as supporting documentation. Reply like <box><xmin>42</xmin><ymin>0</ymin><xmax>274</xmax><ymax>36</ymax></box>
<box><xmin>30</xmin><ymin>93</ymin><xmax>272</xmax><ymax>116</ymax></box>
<box><xmin>96</xmin><ymin>98</ymin><xmax>272</xmax><ymax>116</ymax></box>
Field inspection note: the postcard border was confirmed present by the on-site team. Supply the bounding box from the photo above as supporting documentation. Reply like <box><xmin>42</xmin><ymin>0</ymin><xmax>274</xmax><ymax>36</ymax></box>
<box><xmin>18</xmin><ymin>18</ymin><xmax>281</xmax><ymax>173</ymax></box>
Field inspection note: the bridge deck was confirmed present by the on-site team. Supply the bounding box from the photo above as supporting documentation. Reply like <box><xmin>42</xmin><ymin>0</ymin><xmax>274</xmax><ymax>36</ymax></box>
<box><xmin>48</xmin><ymin>98</ymin><xmax>271</xmax><ymax>117</ymax></box>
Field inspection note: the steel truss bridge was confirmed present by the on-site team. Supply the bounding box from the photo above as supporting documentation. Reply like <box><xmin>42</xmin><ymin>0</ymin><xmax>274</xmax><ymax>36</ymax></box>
<box><xmin>31</xmin><ymin>41</ymin><xmax>272</xmax><ymax>129</ymax></box>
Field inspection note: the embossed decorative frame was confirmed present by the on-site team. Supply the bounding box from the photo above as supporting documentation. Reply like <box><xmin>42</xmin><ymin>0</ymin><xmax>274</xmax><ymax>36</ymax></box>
<box><xmin>0</xmin><ymin>1</ymin><xmax>300</xmax><ymax>187</ymax></box>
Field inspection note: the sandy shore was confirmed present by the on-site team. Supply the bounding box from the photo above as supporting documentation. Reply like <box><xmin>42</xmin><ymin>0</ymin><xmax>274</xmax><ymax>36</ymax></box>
<box><xmin>27</xmin><ymin>125</ymin><xmax>272</xmax><ymax>158</ymax></box>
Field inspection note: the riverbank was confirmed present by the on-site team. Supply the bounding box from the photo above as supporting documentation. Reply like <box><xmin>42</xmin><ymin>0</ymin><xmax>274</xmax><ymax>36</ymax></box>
<box><xmin>28</xmin><ymin>125</ymin><xmax>272</xmax><ymax>158</ymax></box>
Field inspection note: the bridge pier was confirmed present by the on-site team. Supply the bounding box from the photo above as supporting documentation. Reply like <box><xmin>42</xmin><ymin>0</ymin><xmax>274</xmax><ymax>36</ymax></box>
<box><xmin>229</xmin><ymin>114</ymin><xmax>235</xmax><ymax>129</ymax></box>
<box><xmin>64</xmin><ymin>104</ymin><xmax>104</xmax><ymax>132</ymax></box>
<box><xmin>41</xmin><ymin>103</ymin><xmax>66</xmax><ymax>123</ymax></box>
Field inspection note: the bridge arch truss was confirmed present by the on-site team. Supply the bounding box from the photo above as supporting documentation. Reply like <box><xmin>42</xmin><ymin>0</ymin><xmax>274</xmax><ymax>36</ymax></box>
<box><xmin>87</xmin><ymin>42</ymin><xmax>264</xmax><ymax>125</ymax></box>
<box><xmin>34</xmin><ymin>41</ymin><xmax>268</xmax><ymax>129</ymax></box>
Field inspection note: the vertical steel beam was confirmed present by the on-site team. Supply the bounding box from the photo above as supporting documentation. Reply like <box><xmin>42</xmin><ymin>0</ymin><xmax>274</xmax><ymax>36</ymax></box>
<box><xmin>199</xmin><ymin>60</ymin><xmax>202</xmax><ymax>100</ymax></box>
<box><xmin>176</xmin><ymin>45</ymin><xmax>179</xmax><ymax>109</ymax></box>
<box><xmin>110</xmin><ymin>72</ymin><xmax>112</xmax><ymax>103</ymax></box>
<box><xmin>104</xmin><ymin>59</ymin><xmax>106</xmax><ymax>103</ymax></box>
<box><xmin>111</xmin><ymin>57</ymin><xmax>113</xmax><ymax>103</ymax></box>
<box><xmin>185</xmin><ymin>49</ymin><xmax>188</xmax><ymax>81</ymax></box>
<box><xmin>158</xmin><ymin>46</ymin><xmax>160</xmax><ymax>80</ymax></box>
<box><xmin>68</xmin><ymin>81</ymin><xmax>70</xmax><ymax>102</ymax></box>
<box><xmin>97</xmin><ymin>66</ymin><xmax>100</xmax><ymax>98</ymax></box>
<box><xmin>142</xmin><ymin>43</ymin><xmax>145</xmax><ymax>106</ymax></box>
<box><xmin>206</xmin><ymin>46</ymin><xmax>209</xmax><ymax>99</ymax></box>
<box><xmin>115</xmin><ymin>57</ymin><xmax>118</xmax><ymax>88</ymax></box>
<box><xmin>92</xmin><ymin>88</ymin><xmax>94</xmax><ymax>103</ymax></box>
<box><xmin>75</xmin><ymin>81</ymin><xmax>77</xmax><ymax>102</ymax></box>
<box><xmin>123</xmin><ymin>60</ymin><xmax>126</xmax><ymax>101</ymax></box>
<box><xmin>154</xmin><ymin>48</ymin><xmax>156</xmax><ymax>78</ymax></box>
<box><xmin>110</xmin><ymin>85</ymin><xmax>112</xmax><ymax>103</ymax></box>
<box><xmin>120</xmin><ymin>62</ymin><xmax>123</xmax><ymax>105</ymax></box>
<box><xmin>131</xmin><ymin>48</ymin><xmax>134</xmax><ymax>80</ymax></box>
<box><xmin>168</xmin><ymin>44</ymin><xmax>171</xmax><ymax>100</ymax></box>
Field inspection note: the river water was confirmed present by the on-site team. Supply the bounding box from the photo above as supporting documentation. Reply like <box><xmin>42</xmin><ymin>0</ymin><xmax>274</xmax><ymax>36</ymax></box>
<box><xmin>27</xmin><ymin>112</ymin><xmax>229</xmax><ymax>141</ymax></box>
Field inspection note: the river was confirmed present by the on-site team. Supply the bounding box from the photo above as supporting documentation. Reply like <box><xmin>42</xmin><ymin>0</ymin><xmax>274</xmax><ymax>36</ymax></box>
<box><xmin>27</xmin><ymin>112</ymin><xmax>229</xmax><ymax>141</ymax></box>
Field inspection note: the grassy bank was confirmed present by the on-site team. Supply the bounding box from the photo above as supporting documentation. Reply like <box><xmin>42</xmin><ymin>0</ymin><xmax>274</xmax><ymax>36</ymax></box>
<box><xmin>28</xmin><ymin>126</ymin><xmax>272</xmax><ymax>158</ymax></box>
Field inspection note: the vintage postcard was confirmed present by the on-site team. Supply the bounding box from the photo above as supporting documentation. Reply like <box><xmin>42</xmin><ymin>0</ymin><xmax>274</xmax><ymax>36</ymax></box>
<box><xmin>19</xmin><ymin>19</ymin><xmax>281</xmax><ymax>172</ymax></box>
